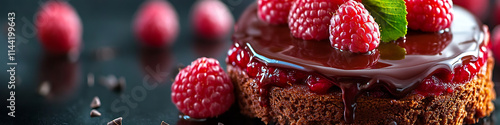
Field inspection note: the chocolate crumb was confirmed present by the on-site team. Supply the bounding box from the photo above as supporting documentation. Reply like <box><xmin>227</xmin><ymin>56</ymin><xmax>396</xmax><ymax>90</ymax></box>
<box><xmin>161</xmin><ymin>121</ymin><xmax>169</xmax><ymax>125</ymax></box>
<box><xmin>100</xmin><ymin>75</ymin><xmax>126</xmax><ymax>92</ymax></box>
<box><xmin>87</xmin><ymin>73</ymin><xmax>95</xmax><ymax>87</ymax></box>
<box><xmin>114</xmin><ymin>77</ymin><xmax>126</xmax><ymax>92</ymax></box>
<box><xmin>90</xmin><ymin>96</ymin><xmax>101</xmax><ymax>109</ymax></box>
<box><xmin>90</xmin><ymin>109</ymin><xmax>101</xmax><ymax>117</ymax></box>
<box><xmin>38</xmin><ymin>81</ymin><xmax>51</xmax><ymax>96</ymax></box>
<box><xmin>107</xmin><ymin>117</ymin><xmax>122</xmax><ymax>125</ymax></box>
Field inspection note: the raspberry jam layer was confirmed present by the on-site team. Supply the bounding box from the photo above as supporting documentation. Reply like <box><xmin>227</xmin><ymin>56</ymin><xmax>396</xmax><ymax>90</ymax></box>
<box><xmin>228</xmin><ymin>4</ymin><xmax>489</xmax><ymax>123</ymax></box>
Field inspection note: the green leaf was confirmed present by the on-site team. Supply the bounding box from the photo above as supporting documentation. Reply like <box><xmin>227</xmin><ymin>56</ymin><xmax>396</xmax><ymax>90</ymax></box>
<box><xmin>378</xmin><ymin>42</ymin><xmax>406</xmax><ymax>60</ymax></box>
<box><xmin>362</xmin><ymin>0</ymin><xmax>407</xmax><ymax>42</ymax></box>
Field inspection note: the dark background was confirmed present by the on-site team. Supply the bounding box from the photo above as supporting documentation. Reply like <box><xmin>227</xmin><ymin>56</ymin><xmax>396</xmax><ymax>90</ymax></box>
<box><xmin>0</xmin><ymin>0</ymin><xmax>499</xmax><ymax>124</ymax></box>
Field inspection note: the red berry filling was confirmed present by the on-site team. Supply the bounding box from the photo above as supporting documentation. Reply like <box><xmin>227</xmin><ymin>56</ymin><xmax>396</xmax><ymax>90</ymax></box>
<box><xmin>227</xmin><ymin>43</ymin><xmax>489</xmax><ymax>100</ymax></box>
<box><xmin>415</xmin><ymin>45</ymin><xmax>488</xmax><ymax>96</ymax></box>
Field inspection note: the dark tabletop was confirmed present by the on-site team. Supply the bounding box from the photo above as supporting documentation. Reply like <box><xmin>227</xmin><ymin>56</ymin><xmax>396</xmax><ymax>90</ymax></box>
<box><xmin>0</xmin><ymin>0</ymin><xmax>499</xmax><ymax>124</ymax></box>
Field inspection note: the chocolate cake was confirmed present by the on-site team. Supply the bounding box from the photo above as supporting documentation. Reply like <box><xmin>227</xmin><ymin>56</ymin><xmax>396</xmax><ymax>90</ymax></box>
<box><xmin>226</xmin><ymin>3</ymin><xmax>495</xmax><ymax>125</ymax></box>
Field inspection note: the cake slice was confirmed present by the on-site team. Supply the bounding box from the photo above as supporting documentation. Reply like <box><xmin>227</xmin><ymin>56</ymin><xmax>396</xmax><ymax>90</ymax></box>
<box><xmin>226</xmin><ymin>3</ymin><xmax>495</xmax><ymax>125</ymax></box>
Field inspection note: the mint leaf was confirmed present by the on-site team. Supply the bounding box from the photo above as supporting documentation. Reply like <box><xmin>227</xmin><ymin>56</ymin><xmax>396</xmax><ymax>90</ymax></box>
<box><xmin>362</xmin><ymin>0</ymin><xmax>407</xmax><ymax>42</ymax></box>
<box><xmin>378</xmin><ymin>42</ymin><xmax>406</xmax><ymax>60</ymax></box>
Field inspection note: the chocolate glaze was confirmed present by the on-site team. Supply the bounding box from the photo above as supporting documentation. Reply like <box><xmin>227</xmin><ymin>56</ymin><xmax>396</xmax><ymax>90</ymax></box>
<box><xmin>232</xmin><ymin>4</ymin><xmax>487</xmax><ymax>123</ymax></box>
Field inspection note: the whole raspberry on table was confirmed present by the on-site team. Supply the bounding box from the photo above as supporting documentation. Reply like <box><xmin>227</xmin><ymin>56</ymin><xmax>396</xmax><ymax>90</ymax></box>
<box><xmin>134</xmin><ymin>0</ymin><xmax>178</xmax><ymax>47</ymax></box>
<box><xmin>258</xmin><ymin>0</ymin><xmax>294</xmax><ymax>25</ymax></box>
<box><xmin>171</xmin><ymin>57</ymin><xmax>234</xmax><ymax>119</ymax></box>
<box><xmin>329</xmin><ymin>0</ymin><xmax>380</xmax><ymax>53</ymax></box>
<box><xmin>405</xmin><ymin>0</ymin><xmax>453</xmax><ymax>32</ymax></box>
<box><xmin>288</xmin><ymin>0</ymin><xmax>360</xmax><ymax>40</ymax></box>
<box><xmin>36</xmin><ymin>1</ymin><xmax>81</xmax><ymax>54</ymax></box>
<box><xmin>191</xmin><ymin>0</ymin><xmax>234</xmax><ymax>39</ymax></box>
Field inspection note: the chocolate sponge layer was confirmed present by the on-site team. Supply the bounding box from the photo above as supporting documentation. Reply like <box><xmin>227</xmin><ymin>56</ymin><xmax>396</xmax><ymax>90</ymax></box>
<box><xmin>228</xmin><ymin>58</ymin><xmax>495</xmax><ymax>125</ymax></box>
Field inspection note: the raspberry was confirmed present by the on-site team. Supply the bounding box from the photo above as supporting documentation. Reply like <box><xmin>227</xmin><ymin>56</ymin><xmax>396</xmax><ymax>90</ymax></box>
<box><xmin>258</xmin><ymin>0</ymin><xmax>294</xmax><ymax>25</ymax></box>
<box><xmin>171</xmin><ymin>57</ymin><xmax>234</xmax><ymax>118</ymax></box>
<box><xmin>134</xmin><ymin>0</ymin><xmax>178</xmax><ymax>47</ymax></box>
<box><xmin>453</xmin><ymin>0</ymin><xmax>488</xmax><ymax>20</ymax></box>
<box><xmin>36</xmin><ymin>1</ymin><xmax>81</xmax><ymax>54</ymax></box>
<box><xmin>288</xmin><ymin>0</ymin><xmax>359</xmax><ymax>40</ymax></box>
<box><xmin>405</xmin><ymin>0</ymin><xmax>453</xmax><ymax>32</ymax></box>
<box><xmin>329</xmin><ymin>0</ymin><xmax>380</xmax><ymax>53</ymax></box>
<box><xmin>191</xmin><ymin>0</ymin><xmax>234</xmax><ymax>39</ymax></box>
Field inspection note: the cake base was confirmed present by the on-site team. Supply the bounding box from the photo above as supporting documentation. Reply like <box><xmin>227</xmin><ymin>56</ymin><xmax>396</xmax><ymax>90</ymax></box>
<box><xmin>228</xmin><ymin>58</ymin><xmax>496</xmax><ymax>125</ymax></box>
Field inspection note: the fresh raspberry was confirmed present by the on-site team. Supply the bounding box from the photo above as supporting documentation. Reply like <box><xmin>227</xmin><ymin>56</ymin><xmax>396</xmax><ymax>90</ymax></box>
<box><xmin>329</xmin><ymin>0</ymin><xmax>380</xmax><ymax>53</ymax></box>
<box><xmin>288</xmin><ymin>0</ymin><xmax>360</xmax><ymax>40</ymax></box>
<box><xmin>134</xmin><ymin>0</ymin><xmax>178</xmax><ymax>47</ymax></box>
<box><xmin>453</xmin><ymin>0</ymin><xmax>488</xmax><ymax>20</ymax></box>
<box><xmin>36</xmin><ymin>1</ymin><xmax>81</xmax><ymax>54</ymax></box>
<box><xmin>258</xmin><ymin>0</ymin><xmax>294</xmax><ymax>25</ymax></box>
<box><xmin>191</xmin><ymin>0</ymin><xmax>234</xmax><ymax>39</ymax></box>
<box><xmin>405</xmin><ymin>0</ymin><xmax>453</xmax><ymax>32</ymax></box>
<box><xmin>171</xmin><ymin>57</ymin><xmax>234</xmax><ymax>118</ymax></box>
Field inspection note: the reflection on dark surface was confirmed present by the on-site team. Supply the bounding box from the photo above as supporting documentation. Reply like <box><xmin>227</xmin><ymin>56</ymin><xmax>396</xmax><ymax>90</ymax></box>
<box><xmin>140</xmin><ymin>47</ymin><xmax>175</xmax><ymax>86</ymax></box>
<box><xmin>398</xmin><ymin>30</ymin><xmax>453</xmax><ymax>55</ymax></box>
<box><xmin>38</xmin><ymin>53</ymin><xmax>80</xmax><ymax>103</ymax></box>
<box><xmin>176</xmin><ymin>106</ymin><xmax>262</xmax><ymax>125</ymax></box>
<box><xmin>192</xmin><ymin>37</ymin><xmax>226</xmax><ymax>58</ymax></box>
<box><xmin>94</xmin><ymin>47</ymin><xmax>116</xmax><ymax>61</ymax></box>
<box><xmin>378</xmin><ymin>42</ymin><xmax>406</xmax><ymax>60</ymax></box>
<box><xmin>326</xmin><ymin>49</ymin><xmax>380</xmax><ymax>69</ymax></box>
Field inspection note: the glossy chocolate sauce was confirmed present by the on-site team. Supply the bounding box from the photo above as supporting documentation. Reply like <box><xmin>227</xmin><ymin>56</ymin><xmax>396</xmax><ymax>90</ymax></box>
<box><xmin>231</xmin><ymin>4</ymin><xmax>487</xmax><ymax>123</ymax></box>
